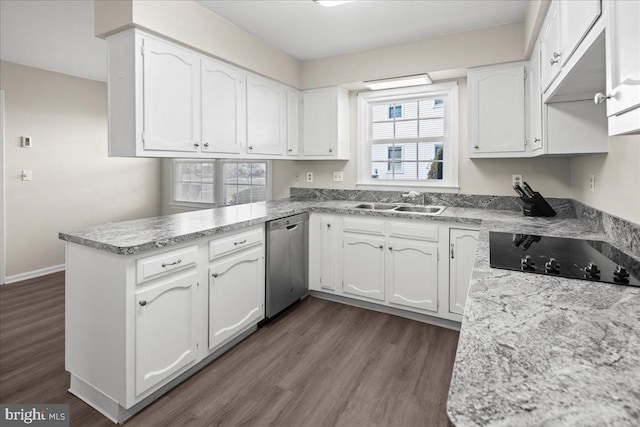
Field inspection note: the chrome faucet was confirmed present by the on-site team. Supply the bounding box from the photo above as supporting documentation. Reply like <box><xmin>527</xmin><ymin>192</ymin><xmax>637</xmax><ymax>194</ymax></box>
<box><xmin>401</xmin><ymin>191</ymin><xmax>426</xmax><ymax>205</ymax></box>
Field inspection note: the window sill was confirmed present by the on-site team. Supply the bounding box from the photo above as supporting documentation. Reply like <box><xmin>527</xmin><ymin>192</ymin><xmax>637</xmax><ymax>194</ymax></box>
<box><xmin>356</xmin><ymin>181</ymin><xmax>459</xmax><ymax>194</ymax></box>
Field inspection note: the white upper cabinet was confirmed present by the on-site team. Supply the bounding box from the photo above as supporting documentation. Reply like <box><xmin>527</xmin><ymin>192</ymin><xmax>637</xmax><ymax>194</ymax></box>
<box><xmin>201</xmin><ymin>58</ymin><xmax>245</xmax><ymax>154</ymax></box>
<box><xmin>468</xmin><ymin>62</ymin><xmax>527</xmax><ymax>157</ymax></box>
<box><xmin>246</xmin><ymin>74</ymin><xmax>286</xmax><ymax>156</ymax></box>
<box><xmin>604</xmin><ymin>0</ymin><xmax>640</xmax><ymax>135</ymax></box>
<box><xmin>286</xmin><ymin>89</ymin><xmax>301</xmax><ymax>156</ymax></box>
<box><xmin>528</xmin><ymin>43</ymin><xmax>544</xmax><ymax>152</ymax></box>
<box><xmin>560</xmin><ymin>0</ymin><xmax>601</xmax><ymax>66</ymax></box>
<box><xmin>540</xmin><ymin>1</ymin><xmax>562</xmax><ymax>92</ymax></box>
<box><xmin>141</xmin><ymin>37</ymin><xmax>200</xmax><ymax>153</ymax></box>
<box><xmin>302</xmin><ymin>86</ymin><xmax>350</xmax><ymax>159</ymax></box>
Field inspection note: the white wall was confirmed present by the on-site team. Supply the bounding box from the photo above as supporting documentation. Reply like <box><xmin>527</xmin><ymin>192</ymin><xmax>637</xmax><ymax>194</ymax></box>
<box><xmin>0</xmin><ymin>61</ymin><xmax>162</xmax><ymax>278</ymax></box>
<box><xmin>570</xmin><ymin>135</ymin><xmax>640</xmax><ymax>224</ymax></box>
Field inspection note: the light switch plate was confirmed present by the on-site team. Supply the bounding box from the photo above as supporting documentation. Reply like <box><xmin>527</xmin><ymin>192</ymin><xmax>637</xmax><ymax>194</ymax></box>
<box><xmin>21</xmin><ymin>136</ymin><xmax>32</xmax><ymax>148</ymax></box>
<box><xmin>22</xmin><ymin>170</ymin><xmax>32</xmax><ymax>181</ymax></box>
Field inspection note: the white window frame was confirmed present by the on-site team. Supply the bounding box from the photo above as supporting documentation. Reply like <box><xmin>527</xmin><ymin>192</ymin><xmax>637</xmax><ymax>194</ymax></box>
<box><xmin>170</xmin><ymin>159</ymin><xmax>272</xmax><ymax>209</ymax></box>
<box><xmin>356</xmin><ymin>82</ymin><xmax>459</xmax><ymax>192</ymax></box>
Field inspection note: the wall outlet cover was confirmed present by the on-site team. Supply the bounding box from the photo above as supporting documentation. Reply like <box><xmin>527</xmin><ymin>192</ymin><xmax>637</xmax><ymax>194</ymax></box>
<box><xmin>333</xmin><ymin>171</ymin><xmax>343</xmax><ymax>182</ymax></box>
<box><xmin>306</xmin><ymin>172</ymin><xmax>313</xmax><ymax>183</ymax></box>
<box><xmin>512</xmin><ymin>174</ymin><xmax>523</xmax><ymax>187</ymax></box>
<box><xmin>589</xmin><ymin>175</ymin><xmax>595</xmax><ymax>192</ymax></box>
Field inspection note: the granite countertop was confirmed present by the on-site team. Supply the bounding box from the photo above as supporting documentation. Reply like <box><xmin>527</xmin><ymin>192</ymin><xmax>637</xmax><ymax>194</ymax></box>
<box><xmin>58</xmin><ymin>199</ymin><xmax>529</xmax><ymax>255</ymax></box>
<box><xmin>446</xmin><ymin>218</ymin><xmax>640</xmax><ymax>427</ymax></box>
<box><xmin>59</xmin><ymin>199</ymin><xmax>640</xmax><ymax>425</ymax></box>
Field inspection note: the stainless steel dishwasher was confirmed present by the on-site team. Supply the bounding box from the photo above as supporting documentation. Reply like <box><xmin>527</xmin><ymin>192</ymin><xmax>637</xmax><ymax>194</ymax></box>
<box><xmin>265</xmin><ymin>213</ymin><xmax>309</xmax><ymax>319</ymax></box>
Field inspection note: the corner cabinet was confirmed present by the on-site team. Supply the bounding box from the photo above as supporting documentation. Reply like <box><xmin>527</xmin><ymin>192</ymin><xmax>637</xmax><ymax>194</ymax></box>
<box><xmin>309</xmin><ymin>214</ymin><xmax>341</xmax><ymax>293</ymax></box>
<box><xmin>448</xmin><ymin>229</ymin><xmax>479</xmax><ymax>316</ymax></box>
<box><xmin>468</xmin><ymin>62</ymin><xmax>527</xmax><ymax>157</ymax></box>
<box><xmin>64</xmin><ymin>225</ymin><xmax>265</xmax><ymax>423</ymax></box>
<box><xmin>301</xmin><ymin>86</ymin><xmax>350</xmax><ymax>159</ymax></box>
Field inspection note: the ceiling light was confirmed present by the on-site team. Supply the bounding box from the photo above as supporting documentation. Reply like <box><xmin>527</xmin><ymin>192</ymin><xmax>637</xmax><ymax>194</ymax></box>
<box><xmin>313</xmin><ymin>1</ymin><xmax>353</xmax><ymax>7</ymax></box>
<box><xmin>363</xmin><ymin>74</ymin><xmax>433</xmax><ymax>91</ymax></box>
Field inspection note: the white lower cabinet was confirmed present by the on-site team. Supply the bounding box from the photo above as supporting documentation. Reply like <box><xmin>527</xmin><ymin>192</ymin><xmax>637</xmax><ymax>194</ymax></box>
<box><xmin>135</xmin><ymin>271</ymin><xmax>198</xmax><ymax>395</ymax></box>
<box><xmin>342</xmin><ymin>234</ymin><xmax>386</xmax><ymax>301</ymax></box>
<box><xmin>387</xmin><ymin>239</ymin><xmax>438</xmax><ymax>312</ymax></box>
<box><xmin>309</xmin><ymin>214</ymin><xmax>340</xmax><ymax>292</ymax></box>
<box><xmin>64</xmin><ymin>225</ymin><xmax>265</xmax><ymax>423</ymax></box>
<box><xmin>209</xmin><ymin>247</ymin><xmax>264</xmax><ymax>349</ymax></box>
<box><xmin>448</xmin><ymin>229</ymin><xmax>480</xmax><ymax>315</ymax></box>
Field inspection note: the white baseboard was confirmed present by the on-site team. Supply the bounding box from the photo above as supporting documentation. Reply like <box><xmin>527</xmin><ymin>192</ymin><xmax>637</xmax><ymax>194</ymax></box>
<box><xmin>3</xmin><ymin>264</ymin><xmax>65</xmax><ymax>285</ymax></box>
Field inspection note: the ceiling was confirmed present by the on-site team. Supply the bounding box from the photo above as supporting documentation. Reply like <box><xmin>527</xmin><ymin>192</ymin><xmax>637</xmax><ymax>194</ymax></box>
<box><xmin>198</xmin><ymin>0</ymin><xmax>529</xmax><ymax>61</ymax></box>
<box><xmin>0</xmin><ymin>0</ymin><xmax>107</xmax><ymax>82</ymax></box>
<box><xmin>0</xmin><ymin>0</ymin><xmax>528</xmax><ymax>83</ymax></box>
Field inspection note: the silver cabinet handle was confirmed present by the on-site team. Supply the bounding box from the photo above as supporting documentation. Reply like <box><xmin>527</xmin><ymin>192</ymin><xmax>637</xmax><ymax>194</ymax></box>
<box><xmin>451</xmin><ymin>244</ymin><xmax>455</xmax><ymax>259</ymax></box>
<box><xmin>594</xmin><ymin>92</ymin><xmax>612</xmax><ymax>104</ymax></box>
<box><xmin>248</xmin><ymin>146</ymin><xmax>253</xmax><ymax>150</ymax></box>
<box><xmin>327</xmin><ymin>223</ymin><xmax>331</xmax><ymax>228</ymax></box>
<box><xmin>234</xmin><ymin>239</ymin><xmax>247</xmax><ymax>246</ymax></box>
<box><xmin>194</xmin><ymin>143</ymin><xmax>200</xmax><ymax>147</ymax></box>
<box><xmin>288</xmin><ymin>148</ymin><xmax>293</xmax><ymax>152</ymax></box>
<box><xmin>378</xmin><ymin>244</ymin><xmax>384</xmax><ymax>249</ymax></box>
<box><xmin>212</xmin><ymin>273</ymin><xmax>218</xmax><ymax>278</ymax></box>
<box><xmin>388</xmin><ymin>246</ymin><xmax>393</xmax><ymax>251</ymax></box>
<box><xmin>553</xmin><ymin>52</ymin><xmax>561</xmax><ymax>59</ymax></box>
<box><xmin>534</xmin><ymin>138</ymin><xmax>540</xmax><ymax>143</ymax></box>
<box><xmin>139</xmin><ymin>300</ymin><xmax>147</xmax><ymax>307</ymax></box>
<box><xmin>474</xmin><ymin>145</ymin><xmax>479</xmax><ymax>149</ymax></box>
<box><xmin>161</xmin><ymin>259</ymin><xmax>182</xmax><ymax>267</ymax></box>
<box><xmin>329</xmin><ymin>148</ymin><xmax>333</xmax><ymax>153</ymax></box>
<box><xmin>203</xmin><ymin>142</ymin><xmax>209</xmax><ymax>148</ymax></box>
<box><xmin>550</xmin><ymin>58</ymin><xmax>559</xmax><ymax>65</ymax></box>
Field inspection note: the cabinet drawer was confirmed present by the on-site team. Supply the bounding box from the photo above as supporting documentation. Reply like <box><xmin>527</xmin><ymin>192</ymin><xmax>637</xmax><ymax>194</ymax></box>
<box><xmin>209</xmin><ymin>227</ymin><xmax>264</xmax><ymax>260</ymax></box>
<box><xmin>342</xmin><ymin>217</ymin><xmax>385</xmax><ymax>235</ymax></box>
<box><xmin>388</xmin><ymin>221</ymin><xmax>438</xmax><ymax>242</ymax></box>
<box><xmin>136</xmin><ymin>245</ymin><xmax>198</xmax><ymax>284</ymax></box>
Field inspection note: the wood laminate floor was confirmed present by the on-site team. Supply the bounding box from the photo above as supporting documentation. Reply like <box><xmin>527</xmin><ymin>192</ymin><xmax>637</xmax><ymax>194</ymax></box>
<box><xmin>0</xmin><ymin>272</ymin><xmax>459</xmax><ymax>427</ymax></box>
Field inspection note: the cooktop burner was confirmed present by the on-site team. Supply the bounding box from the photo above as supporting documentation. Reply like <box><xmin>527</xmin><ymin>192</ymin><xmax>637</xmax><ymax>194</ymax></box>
<box><xmin>489</xmin><ymin>232</ymin><xmax>640</xmax><ymax>287</ymax></box>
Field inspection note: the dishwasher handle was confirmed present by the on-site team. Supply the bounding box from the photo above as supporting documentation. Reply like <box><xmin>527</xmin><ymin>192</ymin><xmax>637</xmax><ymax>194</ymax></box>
<box><xmin>286</xmin><ymin>224</ymin><xmax>298</xmax><ymax>231</ymax></box>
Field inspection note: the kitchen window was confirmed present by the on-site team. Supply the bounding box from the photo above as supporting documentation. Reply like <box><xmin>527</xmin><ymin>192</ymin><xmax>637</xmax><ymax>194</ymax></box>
<box><xmin>357</xmin><ymin>82</ymin><xmax>458</xmax><ymax>191</ymax></box>
<box><xmin>171</xmin><ymin>159</ymin><xmax>271</xmax><ymax>208</ymax></box>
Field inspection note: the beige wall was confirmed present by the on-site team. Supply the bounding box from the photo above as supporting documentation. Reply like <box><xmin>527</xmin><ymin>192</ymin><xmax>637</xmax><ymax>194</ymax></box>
<box><xmin>0</xmin><ymin>61</ymin><xmax>162</xmax><ymax>278</ymax></box>
<box><xmin>94</xmin><ymin>0</ymin><xmax>301</xmax><ymax>88</ymax></box>
<box><xmin>570</xmin><ymin>135</ymin><xmax>640</xmax><ymax>224</ymax></box>
<box><xmin>272</xmin><ymin>78</ymin><xmax>572</xmax><ymax>199</ymax></box>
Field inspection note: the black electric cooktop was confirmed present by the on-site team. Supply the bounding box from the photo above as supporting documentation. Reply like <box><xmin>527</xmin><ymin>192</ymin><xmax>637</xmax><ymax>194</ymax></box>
<box><xmin>489</xmin><ymin>232</ymin><xmax>640</xmax><ymax>287</ymax></box>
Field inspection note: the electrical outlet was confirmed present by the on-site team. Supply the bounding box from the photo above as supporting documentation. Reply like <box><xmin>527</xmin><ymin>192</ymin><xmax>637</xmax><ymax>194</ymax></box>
<box><xmin>512</xmin><ymin>174</ymin><xmax>523</xmax><ymax>187</ymax></box>
<box><xmin>21</xmin><ymin>136</ymin><xmax>32</xmax><ymax>148</ymax></box>
<box><xmin>333</xmin><ymin>171</ymin><xmax>343</xmax><ymax>182</ymax></box>
<box><xmin>22</xmin><ymin>170</ymin><xmax>32</xmax><ymax>181</ymax></box>
<box><xmin>306</xmin><ymin>172</ymin><xmax>313</xmax><ymax>183</ymax></box>
<box><xmin>589</xmin><ymin>175</ymin><xmax>595</xmax><ymax>192</ymax></box>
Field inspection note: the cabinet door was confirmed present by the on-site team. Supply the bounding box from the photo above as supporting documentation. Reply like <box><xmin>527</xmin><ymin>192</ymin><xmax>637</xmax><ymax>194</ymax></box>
<box><xmin>135</xmin><ymin>271</ymin><xmax>197</xmax><ymax>395</ymax></box>
<box><xmin>387</xmin><ymin>239</ymin><xmax>438</xmax><ymax>312</ymax></box>
<box><xmin>310</xmin><ymin>215</ymin><xmax>339</xmax><ymax>292</ymax></box>
<box><xmin>342</xmin><ymin>235</ymin><xmax>385</xmax><ymax>301</ymax></box>
<box><xmin>449</xmin><ymin>229</ymin><xmax>479</xmax><ymax>315</ymax></box>
<box><xmin>605</xmin><ymin>0</ymin><xmax>640</xmax><ymax>118</ymax></box>
<box><xmin>540</xmin><ymin>2</ymin><xmax>562</xmax><ymax>92</ymax></box>
<box><xmin>560</xmin><ymin>0</ymin><xmax>601</xmax><ymax>66</ymax></box>
<box><xmin>302</xmin><ymin>89</ymin><xmax>337</xmax><ymax>157</ymax></box>
<box><xmin>246</xmin><ymin>75</ymin><xmax>285</xmax><ymax>156</ymax></box>
<box><xmin>529</xmin><ymin>43</ymin><xmax>543</xmax><ymax>152</ymax></box>
<box><xmin>209</xmin><ymin>247</ymin><xmax>264</xmax><ymax>350</ymax></box>
<box><xmin>201</xmin><ymin>58</ymin><xmax>245</xmax><ymax>154</ymax></box>
<box><xmin>469</xmin><ymin>65</ymin><xmax>526</xmax><ymax>154</ymax></box>
<box><xmin>286</xmin><ymin>89</ymin><xmax>301</xmax><ymax>156</ymax></box>
<box><xmin>142</xmin><ymin>37</ymin><xmax>200</xmax><ymax>152</ymax></box>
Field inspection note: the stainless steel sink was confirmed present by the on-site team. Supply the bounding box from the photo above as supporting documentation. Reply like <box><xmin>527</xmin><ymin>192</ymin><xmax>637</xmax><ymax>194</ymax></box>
<box><xmin>394</xmin><ymin>205</ymin><xmax>445</xmax><ymax>215</ymax></box>
<box><xmin>353</xmin><ymin>203</ymin><xmax>399</xmax><ymax>210</ymax></box>
<box><xmin>353</xmin><ymin>203</ymin><xmax>445</xmax><ymax>215</ymax></box>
